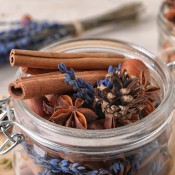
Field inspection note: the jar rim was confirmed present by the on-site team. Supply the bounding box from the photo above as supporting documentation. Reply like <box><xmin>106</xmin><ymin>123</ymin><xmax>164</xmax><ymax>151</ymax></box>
<box><xmin>14</xmin><ymin>38</ymin><xmax>175</xmax><ymax>153</ymax></box>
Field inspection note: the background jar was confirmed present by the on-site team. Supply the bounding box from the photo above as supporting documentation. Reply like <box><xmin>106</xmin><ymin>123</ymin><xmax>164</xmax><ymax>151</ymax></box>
<box><xmin>9</xmin><ymin>39</ymin><xmax>175</xmax><ymax>175</ymax></box>
<box><xmin>157</xmin><ymin>2</ymin><xmax>175</xmax><ymax>51</ymax></box>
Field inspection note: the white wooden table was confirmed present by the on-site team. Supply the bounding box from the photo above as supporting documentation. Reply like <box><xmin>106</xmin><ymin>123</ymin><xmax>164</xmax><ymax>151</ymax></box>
<box><xmin>0</xmin><ymin>0</ymin><xmax>162</xmax><ymax>96</ymax></box>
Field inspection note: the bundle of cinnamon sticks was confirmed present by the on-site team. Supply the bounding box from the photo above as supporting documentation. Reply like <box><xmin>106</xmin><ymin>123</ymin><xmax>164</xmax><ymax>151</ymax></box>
<box><xmin>9</xmin><ymin>49</ymin><xmax>125</xmax><ymax>99</ymax></box>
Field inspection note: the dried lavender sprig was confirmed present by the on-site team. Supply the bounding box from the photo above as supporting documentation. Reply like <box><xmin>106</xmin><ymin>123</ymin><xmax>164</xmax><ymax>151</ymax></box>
<box><xmin>23</xmin><ymin>142</ymin><xmax>109</xmax><ymax>175</ymax></box>
<box><xmin>80</xmin><ymin>2</ymin><xmax>143</xmax><ymax>31</ymax></box>
<box><xmin>98</xmin><ymin>64</ymin><xmax>121</xmax><ymax>88</ymax></box>
<box><xmin>0</xmin><ymin>21</ymin><xmax>66</xmax><ymax>42</ymax></box>
<box><xmin>44</xmin><ymin>159</ymin><xmax>110</xmax><ymax>175</ymax></box>
<box><xmin>0</xmin><ymin>21</ymin><xmax>71</xmax><ymax>64</ymax></box>
<box><xmin>0</xmin><ymin>22</ymin><xmax>72</xmax><ymax>64</ymax></box>
<box><xmin>109</xmin><ymin>160</ymin><xmax>124</xmax><ymax>174</ymax></box>
<box><xmin>58</xmin><ymin>63</ymin><xmax>94</xmax><ymax>105</ymax></box>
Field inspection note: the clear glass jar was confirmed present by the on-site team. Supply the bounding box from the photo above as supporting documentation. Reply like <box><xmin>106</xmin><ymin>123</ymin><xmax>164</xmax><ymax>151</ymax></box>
<box><xmin>157</xmin><ymin>2</ymin><xmax>175</xmax><ymax>50</ymax></box>
<box><xmin>10</xmin><ymin>39</ymin><xmax>175</xmax><ymax>175</ymax></box>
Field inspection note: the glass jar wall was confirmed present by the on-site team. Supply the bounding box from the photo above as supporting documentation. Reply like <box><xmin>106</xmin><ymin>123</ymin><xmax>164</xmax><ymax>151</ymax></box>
<box><xmin>12</xmin><ymin>39</ymin><xmax>175</xmax><ymax>175</ymax></box>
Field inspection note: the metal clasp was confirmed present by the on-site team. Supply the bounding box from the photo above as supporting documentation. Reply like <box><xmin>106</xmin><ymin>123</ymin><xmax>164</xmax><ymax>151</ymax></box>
<box><xmin>0</xmin><ymin>96</ymin><xmax>24</xmax><ymax>155</ymax></box>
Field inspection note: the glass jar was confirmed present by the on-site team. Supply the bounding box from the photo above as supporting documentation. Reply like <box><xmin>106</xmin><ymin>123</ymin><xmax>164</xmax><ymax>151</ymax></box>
<box><xmin>1</xmin><ymin>39</ymin><xmax>175</xmax><ymax>175</ymax></box>
<box><xmin>157</xmin><ymin>2</ymin><xmax>175</xmax><ymax>50</ymax></box>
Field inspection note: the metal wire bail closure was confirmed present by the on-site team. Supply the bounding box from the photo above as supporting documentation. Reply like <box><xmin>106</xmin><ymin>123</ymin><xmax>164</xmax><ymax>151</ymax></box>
<box><xmin>0</xmin><ymin>96</ymin><xmax>24</xmax><ymax>155</ymax></box>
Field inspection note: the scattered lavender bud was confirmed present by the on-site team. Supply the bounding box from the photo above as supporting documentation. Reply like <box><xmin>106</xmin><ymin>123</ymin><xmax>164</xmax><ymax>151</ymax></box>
<box><xmin>58</xmin><ymin>63</ymin><xmax>94</xmax><ymax>105</ymax></box>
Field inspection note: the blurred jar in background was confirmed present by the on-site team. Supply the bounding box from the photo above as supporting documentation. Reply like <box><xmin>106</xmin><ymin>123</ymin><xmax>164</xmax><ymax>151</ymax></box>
<box><xmin>157</xmin><ymin>1</ymin><xmax>175</xmax><ymax>51</ymax></box>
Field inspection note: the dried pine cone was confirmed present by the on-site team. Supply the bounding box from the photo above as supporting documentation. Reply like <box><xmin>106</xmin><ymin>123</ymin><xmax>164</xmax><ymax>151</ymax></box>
<box><xmin>94</xmin><ymin>64</ymin><xmax>160</xmax><ymax>129</ymax></box>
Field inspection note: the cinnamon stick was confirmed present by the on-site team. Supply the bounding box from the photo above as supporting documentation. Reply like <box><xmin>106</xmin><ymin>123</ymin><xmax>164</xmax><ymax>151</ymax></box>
<box><xmin>21</xmin><ymin>67</ymin><xmax>57</xmax><ymax>74</ymax></box>
<box><xmin>18</xmin><ymin>70</ymin><xmax>104</xmax><ymax>81</ymax></box>
<box><xmin>8</xmin><ymin>71</ymin><xmax>106</xmax><ymax>100</ymax></box>
<box><xmin>10</xmin><ymin>55</ymin><xmax>125</xmax><ymax>70</ymax></box>
<box><xmin>10</xmin><ymin>49</ymin><xmax>125</xmax><ymax>70</ymax></box>
<box><xmin>10</xmin><ymin>49</ymin><xmax>123</xmax><ymax>58</ymax></box>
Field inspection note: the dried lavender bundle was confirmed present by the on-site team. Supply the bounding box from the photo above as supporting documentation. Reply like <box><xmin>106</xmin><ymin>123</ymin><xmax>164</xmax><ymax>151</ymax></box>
<box><xmin>22</xmin><ymin>138</ymin><xmax>168</xmax><ymax>175</ymax></box>
<box><xmin>1</xmin><ymin>2</ymin><xmax>143</xmax><ymax>65</ymax></box>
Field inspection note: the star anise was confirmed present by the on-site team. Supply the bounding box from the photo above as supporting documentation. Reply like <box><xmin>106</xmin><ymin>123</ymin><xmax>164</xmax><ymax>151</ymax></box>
<box><xmin>45</xmin><ymin>95</ymin><xmax>98</xmax><ymax>129</ymax></box>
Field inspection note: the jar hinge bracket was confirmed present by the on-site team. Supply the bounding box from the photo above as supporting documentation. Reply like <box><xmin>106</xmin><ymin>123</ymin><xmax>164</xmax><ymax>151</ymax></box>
<box><xmin>0</xmin><ymin>97</ymin><xmax>24</xmax><ymax>155</ymax></box>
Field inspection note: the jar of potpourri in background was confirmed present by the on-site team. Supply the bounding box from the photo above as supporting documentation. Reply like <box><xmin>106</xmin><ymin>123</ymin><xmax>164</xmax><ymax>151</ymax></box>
<box><xmin>0</xmin><ymin>39</ymin><xmax>175</xmax><ymax>175</ymax></box>
<box><xmin>157</xmin><ymin>1</ymin><xmax>175</xmax><ymax>51</ymax></box>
